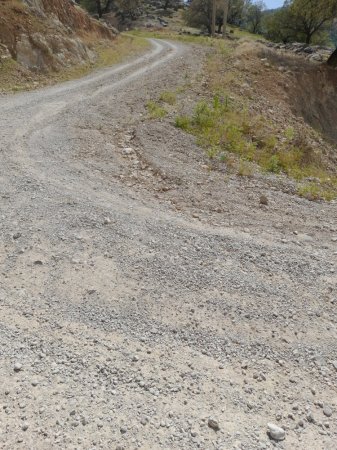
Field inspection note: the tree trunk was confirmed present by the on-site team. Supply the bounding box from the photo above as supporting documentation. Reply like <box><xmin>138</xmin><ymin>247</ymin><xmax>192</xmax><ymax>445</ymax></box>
<box><xmin>327</xmin><ymin>48</ymin><xmax>337</xmax><ymax>68</ymax></box>
<box><xmin>305</xmin><ymin>32</ymin><xmax>312</xmax><ymax>44</ymax></box>
<box><xmin>96</xmin><ymin>0</ymin><xmax>102</xmax><ymax>18</ymax></box>
<box><xmin>211</xmin><ymin>0</ymin><xmax>216</xmax><ymax>37</ymax></box>
<box><xmin>222</xmin><ymin>0</ymin><xmax>229</xmax><ymax>37</ymax></box>
<box><xmin>104</xmin><ymin>0</ymin><xmax>113</xmax><ymax>13</ymax></box>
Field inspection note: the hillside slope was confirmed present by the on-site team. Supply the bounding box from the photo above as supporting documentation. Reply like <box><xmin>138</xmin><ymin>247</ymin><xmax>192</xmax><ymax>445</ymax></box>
<box><xmin>0</xmin><ymin>0</ymin><xmax>117</xmax><ymax>73</ymax></box>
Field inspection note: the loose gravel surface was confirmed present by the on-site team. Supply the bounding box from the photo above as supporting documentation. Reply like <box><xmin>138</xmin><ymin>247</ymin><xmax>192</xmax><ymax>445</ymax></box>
<box><xmin>0</xmin><ymin>38</ymin><xmax>336</xmax><ymax>449</ymax></box>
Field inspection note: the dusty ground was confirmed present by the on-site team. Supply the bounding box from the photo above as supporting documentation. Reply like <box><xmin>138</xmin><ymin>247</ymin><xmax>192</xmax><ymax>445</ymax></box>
<box><xmin>0</xmin><ymin>38</ymin><xmax>336</xmax><ymax>450</ymax></box>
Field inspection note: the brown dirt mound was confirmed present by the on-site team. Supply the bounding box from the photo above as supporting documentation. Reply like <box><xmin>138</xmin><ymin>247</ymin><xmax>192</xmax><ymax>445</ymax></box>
<box><xmin>288</xmin><ymin>65</ymin><xmax>337</xmax><ymax>144</ymax></box>
<box><xmin>257</xmin><ymin>45</ymin><xmax>337</xmax><ymax>145</ymax></box>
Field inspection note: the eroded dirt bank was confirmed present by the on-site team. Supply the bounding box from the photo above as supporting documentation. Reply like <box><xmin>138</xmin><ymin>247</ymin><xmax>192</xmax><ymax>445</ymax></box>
<box><xmin>0</xmin><ymin>39</ymin><xmax>336</xmax><ymax>449</ymax></box>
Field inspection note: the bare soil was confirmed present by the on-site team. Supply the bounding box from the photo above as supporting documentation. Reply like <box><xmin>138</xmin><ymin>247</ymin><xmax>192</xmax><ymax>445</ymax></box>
<box><xmin>0</xmin><ymin>38</ymin><xmax>336</xmax><ymax>450</ymax></box>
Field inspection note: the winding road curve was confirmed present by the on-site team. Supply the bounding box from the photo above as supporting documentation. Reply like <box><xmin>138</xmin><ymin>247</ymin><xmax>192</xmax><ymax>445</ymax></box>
<box><xmin>0</xmin><ymin>39</ymin><xmax>336</xmax><ymax>449</ymax></box>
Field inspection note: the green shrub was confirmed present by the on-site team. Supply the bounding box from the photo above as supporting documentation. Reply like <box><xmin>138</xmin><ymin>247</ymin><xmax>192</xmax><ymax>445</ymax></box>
<box><xmin>266</xmin><ymin>155</ymin><xmax>282</xmax><ymax>173</ymax></box>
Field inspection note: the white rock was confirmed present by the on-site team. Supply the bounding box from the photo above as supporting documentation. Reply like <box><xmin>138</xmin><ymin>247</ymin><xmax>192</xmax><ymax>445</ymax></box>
<box><xmin>267</xmin><ymin>423</ymin><xmax>285</xmax><ymax>441</ymax></box>
<box><xmin>14</xmin><ymin>363</ymin><xmax>23</xmax><ymax>372</ymax></box>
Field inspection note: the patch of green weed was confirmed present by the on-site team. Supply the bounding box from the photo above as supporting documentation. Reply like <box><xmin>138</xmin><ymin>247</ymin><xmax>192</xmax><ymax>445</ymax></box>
<box><xmin>176</xmin><ymin>95</ymin><xmax>337</xmax><ymax>200</ymax></box>
<box><xmin>175</xmin><ymin>115</ymin><xmax>190</xmax><ymax>130</ymax></box>
<box><xmin>147</xmin><ymin>101</ymin><xmax>167</xmax><ymax>119</ymax></box>
<box><xmin>159</xmin><ymin>91</ymin><xmax>176</xmax><ymax>105</ymax></box>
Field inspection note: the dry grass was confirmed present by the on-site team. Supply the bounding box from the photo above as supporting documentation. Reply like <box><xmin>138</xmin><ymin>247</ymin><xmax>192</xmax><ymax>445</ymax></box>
<box><xmin>54</xmin><ymin>35</ymin><xmax>149</xmax><ymax>83</ymax></box>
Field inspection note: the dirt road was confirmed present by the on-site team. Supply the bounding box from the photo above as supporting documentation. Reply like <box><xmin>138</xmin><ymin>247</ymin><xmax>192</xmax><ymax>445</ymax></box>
<box><xmin>0</xmin><ymin>39</ymin><xmax>336</xmax><ymax>449</ymax></box>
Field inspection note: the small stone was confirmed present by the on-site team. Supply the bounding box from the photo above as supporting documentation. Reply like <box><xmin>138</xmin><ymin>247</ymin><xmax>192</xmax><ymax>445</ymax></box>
<box><xmin>14</xmin><ymin>363</ymin><xmax>22</xmax><ymax>372</ymax></box>
<box><xmin>13</xmin><ymin>232</ymin><xmax>21</xmax><ymax>240</ymax></box>
<box><xmin>122</xmin><ymin>147</ymin><xmax>133</xmax><ymax>155</ymax></box>
<box><xmin>120</xmin><ymin>426</ymin><xmax>127</xmax><ymax>434</ymax></box>
<box><xmin>208</xmin><ymin>418</ymin><xmax>220</xmax><ymax>431</ymax></box>
<box><xmin>21</xmin><ymin>423</ymin><xmax>29</xmax><ymax>431</ymax></box>
<box><xmin>140</xmin><ymin>417</ymin><xmax>148</xmax><ymax>426</ymax></box>
<box><xmin>259</xmin><ymin>195</ymin><xmax>268</xmax><ymax>206</ymax></box>
<box><xmin>267</xmin><ymin>423</ymin><xmax>285</xmax><ymax>441</ymax></box>
<box><xmin>307</xmin><ymin>412</ymin><xmax>315</xmax><ymax>423</ymax></box>
<box><xmin>103</xmin><ymin>217</ymin><xmax>111</xmax><ymax>225</ymax></box>
<box><xmin>34</xmin><ymin>260</ymin><xmax>43</xmax><ymax>265</ymax></box>
<box><xmin>323</xmin><ymin>405</ymin><xmax>333</xmax><ymax>417</ymax></box>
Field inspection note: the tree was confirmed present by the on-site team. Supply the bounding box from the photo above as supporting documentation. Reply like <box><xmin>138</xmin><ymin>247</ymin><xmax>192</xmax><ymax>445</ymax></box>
<box><xmin>114</xmin><ymin>0</ymin><xmax>141</xmax><ymax>22</ymax></box>
<box><xmin>228</xmin><ymin>0</ymin><xmax>251</xmax><ymax>26</ymax></box>
<box><xmin>263</xmin><ymin>0</ymin><xmax>337</xmax><ymax>44</ymax></box>
<box><xmin>327</xmin><ymin>19</ymin><xmax>337</xmax><ymax>67</ymax></box>
<box><xmin>246</xmin><ymin>0</ymin><xmax>265</xmax><ymax>34</ymax></box>
<box><xmin>79</xmin><ymin>0</ymin><xmax>114</xmax><ymax>17</ymax></box>
<box><xmin>290</xmin><ymin>0</ymin><xmax>337</xmax><ymax>44</ymax></box>
<box><xmin>96</xmin><ymin>0</ymin><xmax>103</xmax><ymax>17</ymax></box>
<box><xmin>222</xmin><ymin>0</ymin><xmax>229</xmax><ymax>35</ymax></box>
<box><xmin>184</xmin><ymin>0</ymin><xmax>215</xmax><ymax>33</ymax></box>
<box><xmin>162</xmin><ymin>0</ymin><xmax>183</xmax><ymax>10</ymax></box>
<box><xmin>184</xmin><ymin>0</ymin><xmax>248</xmax><ymax>33</ymax></box>
<box><xmin>262</xmin><ymin>6</ymin><xmax>297</xmax><ymax>42</ymax></box>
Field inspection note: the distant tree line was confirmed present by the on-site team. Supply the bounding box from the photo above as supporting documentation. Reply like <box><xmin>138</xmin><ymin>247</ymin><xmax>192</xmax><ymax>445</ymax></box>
<box><xmin>78</xmin><ymin>0</ymin><xmax>337</xmax><ymax>65</ymax></box>
<box><xmin>184</xmin><ymin>0</ymin><xmax>337</xmax><ymax>64</ymax></box>
<box><xmin>263</xmin><ymin>0</ymin><xmax>337</xmax><ymax>45</ymax></box>
<box><xmin>183</xmin><ymin>0</ymin><xmax>265</xmax><ymax>35</ymax></box>
<box><xmin>184</xmin><ymin>0</ymin><xmax>337</xmax><ymax>45</ymax></box>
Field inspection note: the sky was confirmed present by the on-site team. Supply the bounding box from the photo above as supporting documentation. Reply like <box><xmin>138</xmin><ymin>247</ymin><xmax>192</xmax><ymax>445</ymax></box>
<box><xmin>264</xmin><ymin>0</ymin><xmax>284</xmax><ymax>8</ymax></box>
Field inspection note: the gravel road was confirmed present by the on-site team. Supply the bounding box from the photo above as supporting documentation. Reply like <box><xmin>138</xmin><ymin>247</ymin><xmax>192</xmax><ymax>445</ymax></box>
<box><xmin>0</xmin><ymin>38</ymin><xmax>336</xmax><ymax>449</ymax></box>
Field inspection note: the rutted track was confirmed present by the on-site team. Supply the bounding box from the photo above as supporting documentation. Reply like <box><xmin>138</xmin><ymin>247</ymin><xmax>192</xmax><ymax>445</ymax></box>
<box><xmin>0</xmin><ymin>39</ymin><xmax>336</xmax><ymax>449</ymax></box>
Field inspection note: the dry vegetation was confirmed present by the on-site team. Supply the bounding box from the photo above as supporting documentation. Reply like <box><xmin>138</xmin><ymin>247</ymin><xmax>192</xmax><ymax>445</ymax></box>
<box><xmin>52</xmin><ymin>35</ymin><xmax>150</xmax><ymax>84</ymax></box>
<box><xmin>143</xmin><ymin>33</ymin><xmax>337</xmax><ymax>201</ymax></box>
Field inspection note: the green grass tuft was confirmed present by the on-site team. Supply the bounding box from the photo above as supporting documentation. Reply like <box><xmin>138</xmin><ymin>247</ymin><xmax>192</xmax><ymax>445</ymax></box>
<box><xmin>159</xmin><ymin>90</ymin><xmax>177</xmax><ymax>105</ymax></box>
<box><xmin>175</xmin><ymin>115</ymin><xmax>190</xmax><ymax>130</ymax></box>
<box><xmin>147</xmin><ymin>101</ymin><xmax>168</xmax><ymax>119</ymax></box>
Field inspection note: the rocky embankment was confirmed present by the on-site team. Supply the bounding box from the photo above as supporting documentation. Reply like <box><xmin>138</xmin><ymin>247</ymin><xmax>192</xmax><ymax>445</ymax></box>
<box><xmin>0</xmin><ymin>0</ymin><xmax>117</xmax><ymax>73</ymax></box>
<box><xmin>262</xmin><ymin>41</ymin><xmax>334</xmax><ymax>63</ymax></box>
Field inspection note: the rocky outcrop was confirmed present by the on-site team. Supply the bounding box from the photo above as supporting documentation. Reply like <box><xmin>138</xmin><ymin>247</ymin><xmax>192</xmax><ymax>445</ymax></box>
<box><xmin>262</xmin><ymin>41</ymin><xmax>334</xmax><ymax>63</ymax></box>
<box><xmin>0</xmin><ymin>0</ymin><xmax>117</xmax><ymax>72</ymax></box>
<box><xmin>16</xmin><ymin>32</ymin><xmax>97</xmax><ymax>71</ymax></box>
